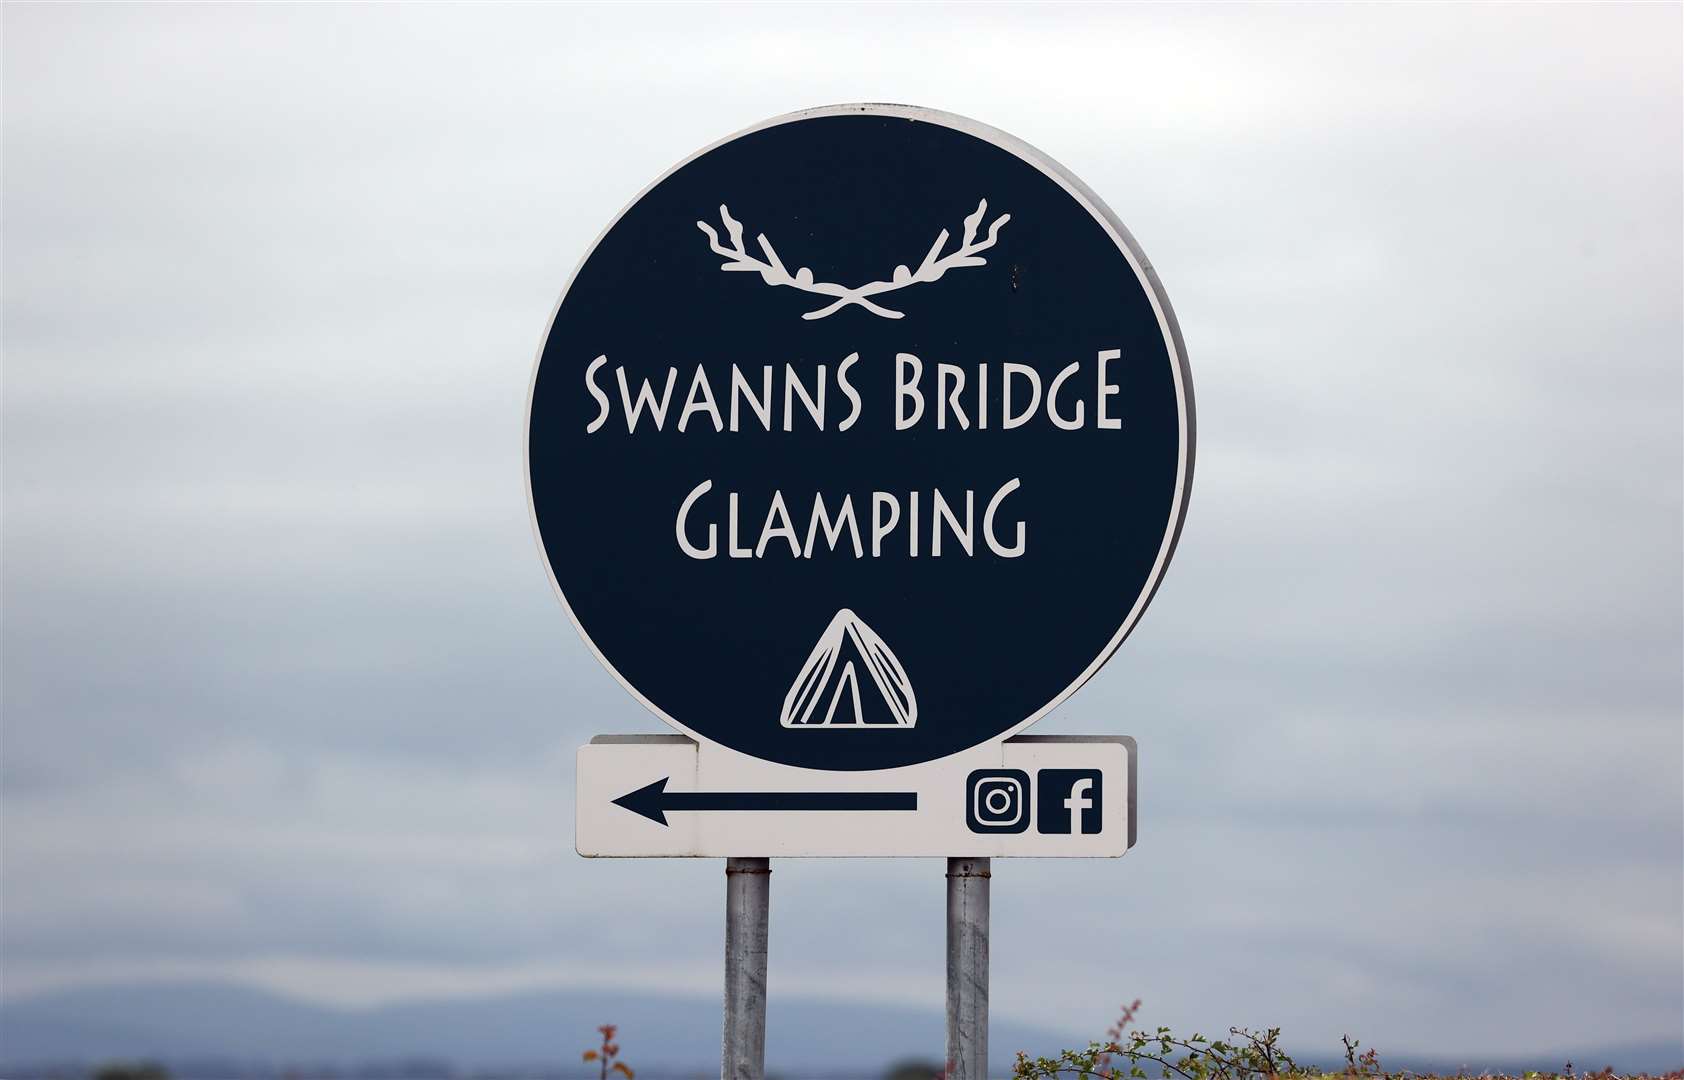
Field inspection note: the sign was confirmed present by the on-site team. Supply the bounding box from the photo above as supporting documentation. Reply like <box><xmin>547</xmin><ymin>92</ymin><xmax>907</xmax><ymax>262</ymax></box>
<box><xmin>530</xmin><ymin>104</ymin><xmax>1190</xmax><ymax>854</ymax></box>
<box><xmin>575</xmin><ymin>735</ymin><xmax>1135</xmax><ymax>858</ymax></box>
<box><xmin>528</xmin><ymin>104</ymin><xmax>1192</xmax><ymax>773</ymax></box>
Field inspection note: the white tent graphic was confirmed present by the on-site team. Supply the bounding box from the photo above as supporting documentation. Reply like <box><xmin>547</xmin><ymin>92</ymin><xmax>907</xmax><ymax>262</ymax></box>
<box><xmin>780</xmin><ymin>608</ymin><xmax>917</xmax><ymax>729</ymax></box>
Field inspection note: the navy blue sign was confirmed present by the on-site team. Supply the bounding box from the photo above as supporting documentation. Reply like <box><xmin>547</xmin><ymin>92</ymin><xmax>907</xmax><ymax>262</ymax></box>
<box><xmin>528</xmin><ymin>105</ymin><xmax>1192</xmax><ymax>771</ymax></box>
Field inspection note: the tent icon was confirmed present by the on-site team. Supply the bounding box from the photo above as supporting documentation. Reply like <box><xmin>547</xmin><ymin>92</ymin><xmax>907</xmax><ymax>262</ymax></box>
<box><xmin>780</xmin><ymin>608</ymin><xmax>918</xmax><ymax>729</ymax></box>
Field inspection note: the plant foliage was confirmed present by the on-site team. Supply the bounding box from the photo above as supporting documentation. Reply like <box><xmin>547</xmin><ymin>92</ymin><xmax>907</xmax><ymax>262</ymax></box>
<box><xmin>1010</xmin><ymin>1000</ymin><xmax>1682</xmax><ymax>1080</ymax></box>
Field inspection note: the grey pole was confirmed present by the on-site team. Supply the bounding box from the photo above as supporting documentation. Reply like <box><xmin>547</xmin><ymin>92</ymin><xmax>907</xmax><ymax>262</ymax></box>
<box><xmin>946</xmin><ymin>857</ymin><xmax>991</xmax><ymax>1080</ymax></box>
<box><xmin>723</xmin><ymin>857</ymin><xmax>770</xmax><ymax>1080</ymax></box>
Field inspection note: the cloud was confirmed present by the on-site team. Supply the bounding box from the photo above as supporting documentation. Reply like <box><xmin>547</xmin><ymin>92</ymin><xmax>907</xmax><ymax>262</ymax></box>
<box><xmin>3</xmin><ymin>0</ymin><xmax>1680</xmax><ymax>1062</ymax></box>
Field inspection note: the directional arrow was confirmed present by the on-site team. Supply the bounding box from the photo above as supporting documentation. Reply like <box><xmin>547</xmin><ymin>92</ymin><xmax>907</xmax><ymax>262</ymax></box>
<box><xmin>612</xmin><ymin>777</ymin><xmax>918</xmax><ymax>827</ymax></box>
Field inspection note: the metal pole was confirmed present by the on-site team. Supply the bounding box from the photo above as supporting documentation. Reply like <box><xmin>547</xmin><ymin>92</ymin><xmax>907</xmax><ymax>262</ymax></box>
<box><xmin>946</xmin><ymin>857</ymin><xmax>991</xmax><ymax>1080</ymax></box>
<box><xmin>723</xmin><ymin>857</ymin><xmax>770</xmax><ymax>1080</ymax></box>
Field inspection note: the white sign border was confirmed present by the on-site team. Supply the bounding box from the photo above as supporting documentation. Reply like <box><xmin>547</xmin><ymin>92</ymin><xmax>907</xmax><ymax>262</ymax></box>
<box><xmin>526</xmin><ymin>103</ymin><xmax>1195</xmax><ymax>771</ymax></box>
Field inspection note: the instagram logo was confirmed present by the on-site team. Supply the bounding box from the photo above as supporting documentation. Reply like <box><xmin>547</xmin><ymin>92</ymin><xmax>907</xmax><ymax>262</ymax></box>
<box><xmin>965</xmin><ymin>769</ymin><xmax>1031</xmax><ymax>833</ymax></box>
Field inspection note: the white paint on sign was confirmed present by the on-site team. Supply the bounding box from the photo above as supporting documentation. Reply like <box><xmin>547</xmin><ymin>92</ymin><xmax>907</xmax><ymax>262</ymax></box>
<box><xmin>697</xmin><ymin>199</ymin><xmax>1011</xmax><ymax>320</ymax></box>
<box><xmin>780</xmin><ymin>609</ymin><xmax>917</xmax><ymax>729</ymax></box>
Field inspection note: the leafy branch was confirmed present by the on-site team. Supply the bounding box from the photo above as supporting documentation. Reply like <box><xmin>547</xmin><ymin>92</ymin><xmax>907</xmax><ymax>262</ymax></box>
<box><xmin>1015</xmin><ymin>1026</ymin><xmax>1302</xmax><ymax>1080</ymax></box>
<box><xmin>582</xmin><ymin>1023</ymin><xmax>634</xmax><ymax>1080</ymax></box>
<box><xmin>1009</xmin><ymin>999</ymin><xmax>1683</xmax><ymax>1080</ymax></box>
<box><xmin>696</xmin><ymin>199</ymin><xmax>1010</xmax><ymax>320</ymax></box>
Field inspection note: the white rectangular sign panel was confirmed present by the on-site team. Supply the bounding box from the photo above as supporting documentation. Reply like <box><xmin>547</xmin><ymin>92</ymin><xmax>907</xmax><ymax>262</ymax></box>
<box><xmin>577</xmin><ymin>735</ymin><xmax>1135</xmax><ymax>858</ymax></box>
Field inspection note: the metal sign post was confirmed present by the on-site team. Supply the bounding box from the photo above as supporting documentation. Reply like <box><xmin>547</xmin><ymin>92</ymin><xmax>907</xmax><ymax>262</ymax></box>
<box><xmin>526</xmin><ymin>104</ymin><xmax>1192</xmax><ymax>1079</ymax></box>
<box><xmin>723</xmin><ymin>858</ymin><xmax>770</xmax><ymax>1080</ymax></box>
<box><xmin>946</xmin><ymin>858</ymin><xmax>991</xmax><ymax>1080</ymax></box>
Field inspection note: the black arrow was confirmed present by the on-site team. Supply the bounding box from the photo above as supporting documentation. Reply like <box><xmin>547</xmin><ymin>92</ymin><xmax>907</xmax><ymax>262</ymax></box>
<box><xmin>613</xmin><ymin>777</ymin><xmax>918</xmax><ymax>826</ymax></box>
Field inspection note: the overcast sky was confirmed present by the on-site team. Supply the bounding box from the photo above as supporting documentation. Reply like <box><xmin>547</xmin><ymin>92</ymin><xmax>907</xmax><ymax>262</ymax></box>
<box><xmin>4</xmin><ymin>1</ymin><xmax>1680</xmax><ymax>1065</ymax></box>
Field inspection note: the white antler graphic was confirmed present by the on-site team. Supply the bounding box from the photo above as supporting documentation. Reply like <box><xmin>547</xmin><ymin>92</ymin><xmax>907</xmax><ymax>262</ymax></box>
<box><xmin>697</xmin><ymin>200</ymin><xmax>1010</xmax><ymax>320</ymax></box>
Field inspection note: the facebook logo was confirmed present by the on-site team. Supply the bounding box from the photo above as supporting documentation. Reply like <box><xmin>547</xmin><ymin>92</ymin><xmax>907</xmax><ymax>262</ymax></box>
<box><xmin>1036</xmin><ymin>769</ymin><xmax>1102</xmax><ymax>834</ymax></box>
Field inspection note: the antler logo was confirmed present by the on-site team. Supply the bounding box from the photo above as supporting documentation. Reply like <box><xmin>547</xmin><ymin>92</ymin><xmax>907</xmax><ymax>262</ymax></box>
<box><xmin>780</xmin><ymin>608</ymin><xmax>917</xmax><ymax>729</ymax></box>
<box><xmin>698</xmin><ymin>200</ymin><xmax>1010</xmax><ymax>320</ymax></box>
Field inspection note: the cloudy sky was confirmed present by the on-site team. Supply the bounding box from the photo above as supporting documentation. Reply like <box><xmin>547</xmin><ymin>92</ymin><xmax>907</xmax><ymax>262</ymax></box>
<box><xmin>4</xmin><ymin>0</ymin><xmax>1680</xmax><ymax>1065</ymax></box>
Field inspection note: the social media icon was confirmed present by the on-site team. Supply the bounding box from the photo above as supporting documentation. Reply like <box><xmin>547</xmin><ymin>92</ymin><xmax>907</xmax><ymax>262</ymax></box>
<box><xmin>1037</xmin><ymin>769</ymin><xmax>1102</xmax><ymax>834</ymax></box>
<box><xmin>966</xmin><ymin>769</ymin><xmax>1031</xmax><ymax>833</ymax></box>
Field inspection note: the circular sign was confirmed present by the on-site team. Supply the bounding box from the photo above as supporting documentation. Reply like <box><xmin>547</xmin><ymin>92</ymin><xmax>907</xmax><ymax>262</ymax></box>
<box><xmin>528</xmin><ymin>104</ymin><xmax>1193</xmax><ymax>771</ymax></box>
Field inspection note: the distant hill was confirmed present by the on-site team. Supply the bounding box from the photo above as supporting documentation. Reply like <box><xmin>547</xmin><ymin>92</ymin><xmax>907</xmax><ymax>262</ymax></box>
<box><xmin>0</xmin><ymin>979</ymin><xmax>1081</xmax><ymax>1074</ymax></box>
<box><xmin>2</xmin><ymin>981</ymin><xmax>1677</xmax><ymax>1077</ymax></box>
